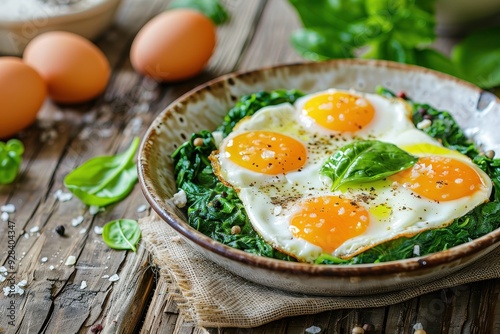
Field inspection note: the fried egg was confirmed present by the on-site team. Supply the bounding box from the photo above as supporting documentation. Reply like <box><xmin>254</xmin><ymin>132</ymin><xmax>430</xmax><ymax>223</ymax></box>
<box><xmin>210</xmin><ymin>89</ymin><xmax>493</xmax><ymax>263</ymax></box>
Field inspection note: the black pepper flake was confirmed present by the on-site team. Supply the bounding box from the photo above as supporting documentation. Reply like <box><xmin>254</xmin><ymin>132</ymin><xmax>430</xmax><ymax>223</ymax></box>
<box><xmin>55</xmin><ymin>225</ymin><xmax>65</xmax><ymax>236</ymax></box>
<box><xmin>212</xmin><ymin>199</ymin><xmax>222</xmax><ymax>210</ymax></box>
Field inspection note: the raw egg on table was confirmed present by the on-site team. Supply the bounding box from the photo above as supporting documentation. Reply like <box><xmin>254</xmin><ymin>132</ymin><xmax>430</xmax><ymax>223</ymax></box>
<box><xmin>130</xmin><ymin>9</ymin><xmax>216</xmax><ymax>82</ymax></box>
<box><xmin>210</xmin><ymin>89</ymin><xmax>492</xmax><ymax>262</ymax></box>
<box><xmin>23</xmin><ymin>31</ymin><xmax>110</xmax><ymax>104</ymax></box>
<box><xmin>0</xmin><ymin>57</ymin><xmax>46</xmax><ymax>139</ymax></box>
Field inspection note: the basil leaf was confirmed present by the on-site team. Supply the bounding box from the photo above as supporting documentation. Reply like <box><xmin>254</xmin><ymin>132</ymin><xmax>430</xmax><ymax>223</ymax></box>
<box><xmin>64</xmin><ymin>137</ymin><xmax>139</xmax><ymax>207</ymax></box>
<box><xmin>321</xmin><ymin>140</ymin><xmax>418</xmax><ymax>190</ymax></box>
<box><xmin>168</xmin><ymin>0</ymin><xmax>229</xmax><ymax>25</ymax></box>
<box><xmin>102</xmin><ymin>219</ymin><xmax>141</xmax><ymax>251</ymax></box>
<box><xmin>0</xmin><ymin>139</ymin><xmax>24</xmax><ymax>185</ymax></box>
<box><xmin>452</xmin><ymin>26</ymin><xmax>500</xmax><ymax>89</ymax></box>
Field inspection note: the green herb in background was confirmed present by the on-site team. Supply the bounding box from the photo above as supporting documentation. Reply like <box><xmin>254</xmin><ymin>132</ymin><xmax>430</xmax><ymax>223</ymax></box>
<box><xmin>64</xmin><ymin>137</ymin><xmax>139</xmax><ymax>207</ymax></box>
<box><xmin>288</xmin><ymin>0</ymin><xmax>500</xmax><ymax>89</ymax></box>
<box><xmin>321</xmin><ymin>140</ymin><xmax>418</xmax><ymax>190</ymax></box>
<box><xmin>102</xmin><ymin>219</ymin><xmax>141</xmax><ymax>251</ymax></box>
<box><xmin>0</xmin><ymin>139</ymin><xmax>24</xmax><ymax>185</ymax></box>
<box><xmin>169</xmin><ymin>0</ymin><xmax>229</xmax><ymax>25</ymax></box>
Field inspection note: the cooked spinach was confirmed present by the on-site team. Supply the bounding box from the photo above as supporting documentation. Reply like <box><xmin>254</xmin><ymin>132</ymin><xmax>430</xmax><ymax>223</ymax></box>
<box><xmin>173</xmin><ymin>88</ymin><xmax>500</xmax><ymax>264</ymax></box>
<box><xmin>321</xmin><ymin>140</ymin><xmax>418</xmax><ymax>190</ymax></box>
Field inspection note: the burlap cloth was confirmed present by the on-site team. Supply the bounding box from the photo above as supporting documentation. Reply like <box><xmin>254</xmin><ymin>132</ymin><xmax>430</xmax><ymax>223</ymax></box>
<box><xmin>140</xmin><ymin>213</ymin><xmax>500</xmax><ymax>329</ymax></box>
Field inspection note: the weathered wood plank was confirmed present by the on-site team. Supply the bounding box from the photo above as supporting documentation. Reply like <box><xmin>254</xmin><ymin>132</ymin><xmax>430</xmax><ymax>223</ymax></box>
<box><xmin>0</xmin><ymin>0</ymin><xmax>170</xmax><ymax>333</ymax></box>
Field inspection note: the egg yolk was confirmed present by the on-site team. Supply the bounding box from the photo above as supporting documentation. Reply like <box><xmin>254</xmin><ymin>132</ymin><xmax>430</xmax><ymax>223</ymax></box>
<box><xmin>302</xmin><ymin>92</ymin><xmax>375</xmax><ymax>132</ymax></box>
<box><xmin>290</xmin><ymin>196</ymin><xmax>370</xmax><ymax>253</ymax></box>
<box><xmin>390</xmin><ymin>156</ymin><xmax>485</xmax><ymax>201</ymax></box>
<box><xmin>225</xmin><ymin>130</ymin><xmax>306</xmax><ymax>174</ymax></box>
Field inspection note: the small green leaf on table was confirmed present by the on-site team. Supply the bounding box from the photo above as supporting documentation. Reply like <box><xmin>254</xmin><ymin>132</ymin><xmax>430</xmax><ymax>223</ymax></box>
<box><xmin>0</xmin><ymin>139</ymin><xmax>24</xmax><ymax>185</ymax></box>
<box><xmin>102</xmin><ymin>219</ymin><xmax>141</xmax><ymax>251</ymax></box>
<box><xmin>64</xmin><ymin>137</ymin><xmax>140</xmax><ymax>207</ymax></box>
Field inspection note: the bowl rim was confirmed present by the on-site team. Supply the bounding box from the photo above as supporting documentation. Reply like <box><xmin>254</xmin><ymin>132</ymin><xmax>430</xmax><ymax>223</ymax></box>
<box><xmin>138</xmin><ymin>58</ymin><xmax>500</xmax><ymax>277</ymax></box>
<box><xmin>0</xmin><ymin>0</ymin><xmax>122</xmax><ymax>27</ymax></box>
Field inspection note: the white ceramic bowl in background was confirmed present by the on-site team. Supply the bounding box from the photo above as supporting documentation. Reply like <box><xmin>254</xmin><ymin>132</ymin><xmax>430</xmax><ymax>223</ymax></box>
<box><xmin>138</xmin><ymin>60</ymin><xmax>500</xmax><ymax>296</ymax></box>
<box><xmin>0</xmin><ymin>0</ymin><xmax>122</xmax><ymax>55</ymax></box>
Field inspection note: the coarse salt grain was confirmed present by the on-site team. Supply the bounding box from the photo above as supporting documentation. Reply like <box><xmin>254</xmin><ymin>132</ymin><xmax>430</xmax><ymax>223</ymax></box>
<box><xmin>30</xmin><ymin>226</ymin><xmax>40</xmax><ymax>233</ymax></box>
<box><xmin>80</xmin><ymin>281</ymin><xmax>87</xmax><ymax>290</ymax></box>
<box><xmin>71</xmin><ymin>215</ymin><xmax>84</xmax><ymax>227</ymax></box>
<box><xmin>1</xmin><ymin>212</ymin><xmax>9</xmax><ymax>222</ymax></box>
<box><xmin>0</xmin><ymin>275</ymin><xmax>5</xmax><ymax>283</ymax></box>
<box><xmin>55</xmin><ymin>190</ymin><xmax>73</xmax><ymax>202</ymax></box>
<box><xmin>108</xmin><ymin>274</ymin><xmax>120</xmax><ymax>282</ymax></box>
<box><xmin>0</xmin><ymin>266</ymin><xmax>7</xmax><ymax>273</ymax></box>
<box><xmin>3</xmin><ymin>287</ymin><xmax>10</xmax><ymax>296</ymax></box>
<box><xmin>65</xmin><ymin>255</ymin><xmax>76</xmax><ymax>266</ymax></box>
<box><xmin>137</xmin><ymin>204</ymin><xmax>148</xmax><ymax>213</ymax></box>
<box><xmin>413</xmin><ymin>245</ymin><xmax>420</xmax><ymax>256</ymax></box>
<box><xmin>89</xmin><ymin>205</ymin><xmax>102</xmax><ymax>215</ymax></box>
<box><xmin>49</xmin><ymin>265</ymin><xmax>55</xmax><ymax>270</ymax></box>
<box><xmin>41</xmin><ymin>257</ymin><xmax>48</xmax><ymax>263</ymax></box>
<box><xmin>305</xmin><ymin>325</ymin><xmax>322</xmax><ymax>333</ymax></box>
<box><xmin>1</xmin><ymin>204</ymin><xmax>16</xmax><ymax>213</ymax></box>
<box><xmin>102</xmin><ymin>275</ymin><xmax>110</xmax><ymax>279</ymax></box>
<box><xmin>94</xmin><ymin>226</ymin><xmax>103</xmax><ymax>235</ymax></box>
<box><xmin>172</xmin><ymin>189</ymin><xmax>187</xmax><ymax>208</ymax></box>
<box><xmin>417</xmin><ymin>119</ymin><xmax>432</xmax><ymax>129</ymax></box>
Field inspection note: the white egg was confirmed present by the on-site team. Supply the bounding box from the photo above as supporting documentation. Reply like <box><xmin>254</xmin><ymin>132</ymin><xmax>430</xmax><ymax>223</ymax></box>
<box><xmin>210</xmin><ymin>89</ymin><xmax>493</xmax><ymax>263</ymax></box>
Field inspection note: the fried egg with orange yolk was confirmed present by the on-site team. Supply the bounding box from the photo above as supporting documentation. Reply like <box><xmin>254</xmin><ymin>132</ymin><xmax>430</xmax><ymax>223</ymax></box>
<box><xmin>210</xmin><ymin>89</ymin><xmax>492</xmax><ymax>262</ymax></box>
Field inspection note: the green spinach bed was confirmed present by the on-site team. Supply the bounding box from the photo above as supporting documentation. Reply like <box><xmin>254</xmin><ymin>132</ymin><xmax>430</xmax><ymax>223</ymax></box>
<box><xmin>172</xmin><ymin>88</ymin><xmax>500</xmax><ymax>264</ymax></box>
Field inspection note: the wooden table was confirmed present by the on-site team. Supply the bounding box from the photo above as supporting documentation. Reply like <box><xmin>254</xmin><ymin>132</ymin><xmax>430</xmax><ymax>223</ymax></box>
<box><xmin>1</xmin><ymin>1</ymin><xmax>499</xmax><ymax>333</ymax></box>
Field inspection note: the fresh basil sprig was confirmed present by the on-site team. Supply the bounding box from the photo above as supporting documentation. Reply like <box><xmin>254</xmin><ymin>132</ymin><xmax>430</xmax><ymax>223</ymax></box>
<box><xmin>321</xmin><ymin>140</ymin><xmax>418</xmax><ymax>190</ymax></box>
<box><xmin>64</xmin><ymin>137</ymin><xmax>139</xmax><ymax>207</ymax></box>
<box><xmin>102</xmin><ymin>219</ymin><xmax>141</xmax><ymax>252</ymax></box>
<box><xmin>288</xmin><ymin>0</ymin><xmax>500</xmax><ymax>88</ymax></box>
<box><xmin>0</xmin><ymin>139</ymin><xmax>24</xmax><ymax>185</ymax></box>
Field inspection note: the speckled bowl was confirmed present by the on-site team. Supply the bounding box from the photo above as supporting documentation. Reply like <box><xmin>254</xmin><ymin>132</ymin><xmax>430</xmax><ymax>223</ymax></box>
<box><xmin>138</xmin><ymin>59</ymin><xmax>500</xmax><ymax>296</ymax></box>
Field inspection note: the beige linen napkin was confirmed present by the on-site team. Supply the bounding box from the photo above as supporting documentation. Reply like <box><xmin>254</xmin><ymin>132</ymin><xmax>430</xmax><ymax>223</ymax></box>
<box><xmin>140</xmin><ymin>213</ymin><xmax>500</xmax><ymax>329</ymax></box>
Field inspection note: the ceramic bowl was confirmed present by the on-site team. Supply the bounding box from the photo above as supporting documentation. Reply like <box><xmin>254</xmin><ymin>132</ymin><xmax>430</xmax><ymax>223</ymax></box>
<box><xmin>138</xmin><ymin>59</ymin><xmax>500</xmax><ymax>296</ymax></box>
<box><xmin>0</xmin><ymin>0</ymin><xmax>122</xmax><ymax>55</ymax></box>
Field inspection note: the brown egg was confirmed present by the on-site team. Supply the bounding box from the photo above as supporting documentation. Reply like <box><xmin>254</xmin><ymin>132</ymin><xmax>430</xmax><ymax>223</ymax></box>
<box><xmin>130</xmin><ymin>9</ymin><xmax>216</xmax><ymax>82</ymax></box>
<box><xmin>23</xmin><ymin>31</ymin><xmax>110</xmax><ymax>104</ymax></box>
<box><xmin>0</xmin><ymin>57</ymin><xmax>46</xmax><ymax>139</ymax></box>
